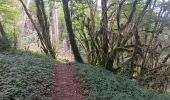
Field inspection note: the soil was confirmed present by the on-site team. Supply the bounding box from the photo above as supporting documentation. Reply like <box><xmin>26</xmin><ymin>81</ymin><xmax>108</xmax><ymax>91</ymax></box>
<box><xmin>52</xmin><ymin>64</ymin><xmax>87</xmax><ymax>100</ymax></box>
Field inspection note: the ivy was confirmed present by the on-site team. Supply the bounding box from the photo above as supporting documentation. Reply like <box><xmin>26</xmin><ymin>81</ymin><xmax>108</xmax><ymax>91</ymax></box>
<box><xmin>72</xmin><ymin>63</ymin><xmax>170</xmax><ymax>100</ymax></box>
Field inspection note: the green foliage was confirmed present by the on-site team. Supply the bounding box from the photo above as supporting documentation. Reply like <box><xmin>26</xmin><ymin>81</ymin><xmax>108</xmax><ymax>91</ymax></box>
<box><xmin>0</xmin><ymin>0</ymin><xmax>19</xmax><ymax>21</ymax></box>
<box><xmin>19</xmin><ymin>31</ymin><xmax>39</xmax><ymax>47</ymax></box>
<box><xmin>72</xmin><ymin>63</ymin><xmax>170</xmax><ymax>100</ymax></box>
<box><xmin>0</xmin><ymin>50</ymin><xmax>56</xmax><ymax>99</ymax></box>
<box><xmin>0</xmin><ymin>0</ymin><xmax>20</xmax><ymax>50</ymax></box>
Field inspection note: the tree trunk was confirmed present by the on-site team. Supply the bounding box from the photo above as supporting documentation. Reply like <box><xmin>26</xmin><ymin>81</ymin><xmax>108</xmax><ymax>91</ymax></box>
<box><xmin>0</xmin><ymin>21</ymin><xmax>10</xmax><ymax>49</ymax></box>
<box><xmin>22</xmin><ymin>0</ymin><xmax>31</xmax><ymax>33</ymax></box>
<box><xmin>19</xmin><ymin>0</ymin><xmax>56</xmax><ymax>58</ymax></box>
<box><xmin>62</xmin><ymin>0</ymin><xmax>83</xmax><ymax>63</ymax></box>
<box><xmin>35</xmin><ymin>0</ymin><xmax>55</xmax><ymax>58</ymax></box>
<box><xmin>101</xmin><ymin>0</ymin><xmax>109</xmax><ymax>67</ymax></box>
<box><xmin>131</xmin><ymin>0</ymin><xmax>152</xmax><ymax>79</ymax></box>
<box><xmin>50</xmin><ymin>0</ymin><xmax>59</xmax><ymax>43</ymax></box>
<box><xmin>0</xmin><ymin>22</ymin><xmax>8</xmax><ymax>40</ymax></box>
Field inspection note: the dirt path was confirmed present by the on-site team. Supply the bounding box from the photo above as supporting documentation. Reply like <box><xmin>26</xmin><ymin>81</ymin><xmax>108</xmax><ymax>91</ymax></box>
<box><xmin>52</xmin><ymin>64</ymin><xmax>86</xmax><ymax>100</ymax></box>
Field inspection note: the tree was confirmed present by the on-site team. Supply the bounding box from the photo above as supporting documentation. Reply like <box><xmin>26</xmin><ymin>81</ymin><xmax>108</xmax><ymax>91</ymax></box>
<box><xmin>61</xmin><ymin>0</ymin><xmax>83</xmax><ymax>63</ymax></box>
<box><xmin>49</xmin><ymin>0</ymin><xmax>60</xmax><ymax>43</ymax></box>
<box><xmin>19</xmin><ymin>0</ymin><xmax>56</xmax><ymax>58</ymax></box>
<box><xmin>0</xmin><ymin>21</ymin><xmax>10</xmax><ymax>50</ymax></box>
<box><xmin>0</xmin><ymin>0</ymin><xmax>19</xmax><ymax>50</ymax></box>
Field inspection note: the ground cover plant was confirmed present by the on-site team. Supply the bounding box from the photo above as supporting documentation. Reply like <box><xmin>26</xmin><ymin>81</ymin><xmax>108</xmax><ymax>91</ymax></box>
<box><xmin>0</xmin><ymin>50</ymin><xmax>56</xmax><ymax>100</ymax></box>
<box><xmin>72</xmin><ymin>63</ymin><xmax>170</xmax><ymax>100</ymax></box>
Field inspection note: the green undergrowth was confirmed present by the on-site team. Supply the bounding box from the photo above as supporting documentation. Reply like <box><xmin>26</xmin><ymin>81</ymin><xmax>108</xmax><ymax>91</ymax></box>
<box><xmin>0</xmin><ymin>50</ymin><xmax>57</xmax><ymax>100</ymax></box>
<box><xmin>72</xmin><ymin>63</ymin><xmax>170</xmax><ymax>100</ymax></box>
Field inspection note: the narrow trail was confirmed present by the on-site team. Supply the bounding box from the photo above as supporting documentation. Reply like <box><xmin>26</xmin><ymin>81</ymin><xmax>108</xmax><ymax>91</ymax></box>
<box><xmin>52</xmin><ymin>64</ymin><xmax>86</xmax><ymax>100</ymax></box>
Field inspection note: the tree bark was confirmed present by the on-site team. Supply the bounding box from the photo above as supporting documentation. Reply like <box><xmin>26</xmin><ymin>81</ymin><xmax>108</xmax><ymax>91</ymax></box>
<box><xmin>35</xmin><ymin>0</ymin><xmax>56</xmax><ymax>58</ymax></box>
<box><xmin>101</xmin><ymin>0</ymin><xmax>109</xmax><ymax>68</ymax></box>
<box><xmin>19</xmin><ymin>0</ymin><xmax>47</xmax><ymax>52</ymax></box>
<box><xmin>50</xmin><ymin>1</ymin><xmax>59</xmax><ymax>42</ymax></box>
<box><xmin>0</xmin><ymin>21</ymin><xmax>10</xmax><ymax>49</ymax></box>
<box><xmin>62</xmin><ymin>0</ymin><xmax>83</xmax><ymax>63</ymax></box>
<box><xmin>131</xmin><ymin>0</ymin><xmax>152</xmax><ymax>79</ymax></box>
<box><xmin>0</xmin><ymin>22</ymin><xmax>7</xmax><ymax>39</ymax></box>
<box><xmin>22</xmin><ymin>0</ymin><xmax>31</xmax><ymax>33</ymax></box>
<box><xmin>19</xmin><ymin>0</ymin><xmax>56</xmax><ymax>58</ymax></box>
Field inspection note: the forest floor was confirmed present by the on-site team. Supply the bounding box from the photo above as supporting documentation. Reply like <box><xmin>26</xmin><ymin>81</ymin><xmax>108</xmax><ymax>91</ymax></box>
<box><xmin>52</xmin><ymin>64</ymin><xmax>87</xmax><ymax>100</ymax></box>
<box><xmin>72</xmin><ymin>63</ymin><xmax>170</xmax><ymax>100</ymax></box>
<box><xmin>1</xmin><ymin>50</ymin><xmax>170</xmax><ymax>100</ymax></box>
<box><xmin>0</xmin><ymin>50</ymin><xmax>56</xmax><ymax>99</ymax></box>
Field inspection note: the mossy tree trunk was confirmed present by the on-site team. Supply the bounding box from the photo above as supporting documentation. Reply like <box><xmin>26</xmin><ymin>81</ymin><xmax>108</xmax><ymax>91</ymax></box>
<box><xmin>0</xmin><ymin>21</ymin><xmax>10</xmax><ymax>50</ymax></box>
<box><xmin>62</xmin><ymin>0</ymin><xmax>83</xmax><ymax>63</ymax></box>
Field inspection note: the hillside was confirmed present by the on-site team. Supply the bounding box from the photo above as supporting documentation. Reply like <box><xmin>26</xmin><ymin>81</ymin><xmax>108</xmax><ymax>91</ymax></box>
<box><xmin>1</xmin><ymin>51</ymin><xmax>170</xmax><ymax>100</ymax></box>
<box><xmin>0</xmin><ymin>50</ymin><xmax>56</xmax><ymax>99</ymax></box>
<box><xmin>72</xmin><ymin>63</ymin><xmax>170</xmax><ymax>100</ymax></box>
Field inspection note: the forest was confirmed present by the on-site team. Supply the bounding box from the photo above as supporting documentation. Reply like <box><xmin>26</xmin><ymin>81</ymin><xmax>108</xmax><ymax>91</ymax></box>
<box><xmin>0</xmin><ymin>0</ymin><xmax>170</xmax><ymax>99</ymax></box>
